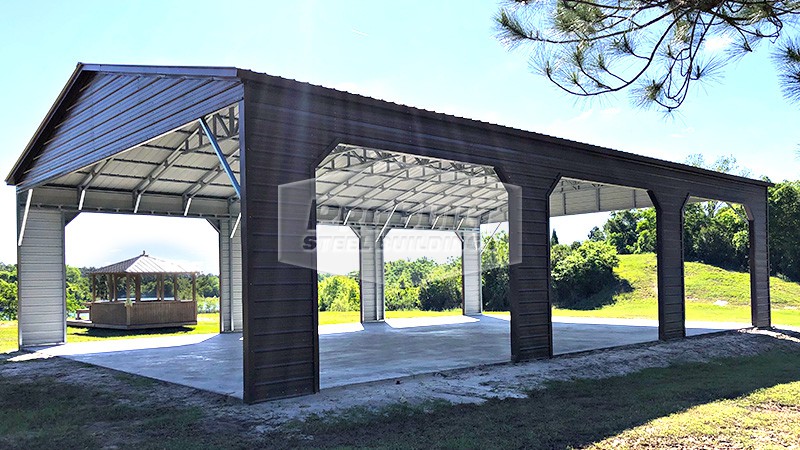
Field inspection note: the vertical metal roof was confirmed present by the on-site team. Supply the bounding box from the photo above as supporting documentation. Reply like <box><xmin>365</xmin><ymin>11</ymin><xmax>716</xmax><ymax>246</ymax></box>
<box><xmin>7</xmin><ymin>63</ymin><xmax>243</xmax><ymax>191</ymax></box>
<box><xmin>90</xmin><ymin>251</ymin><xmax>196</xmax><ymax>274</ymax></box>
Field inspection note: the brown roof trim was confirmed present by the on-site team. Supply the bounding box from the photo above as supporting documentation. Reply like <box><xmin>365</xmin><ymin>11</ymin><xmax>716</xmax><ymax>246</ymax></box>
<box><xmin>238</xmin><ymin>69</ymin><xmax>773</xmax><ymax>189</ymax></box>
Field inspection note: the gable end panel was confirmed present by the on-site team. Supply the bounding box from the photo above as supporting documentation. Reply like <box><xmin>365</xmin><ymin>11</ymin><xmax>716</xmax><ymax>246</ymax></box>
<box><xmin>18</xmin><ymin>72</ymin><xmax>243</xmax><ymax>190</ymax></box>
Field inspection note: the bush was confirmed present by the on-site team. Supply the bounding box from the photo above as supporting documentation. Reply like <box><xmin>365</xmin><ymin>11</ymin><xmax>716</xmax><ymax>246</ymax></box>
<box><xmin>419</xmin><ymin>266</ymin><xmax>462</xmax><ymax>311</ymax></box>
<box><xmin>384</xmin><ymin>283</ymin><xmax>420</xmax><ymax>310</ymax></box>
<box><xmin>0</xmin><ymin>278</ymin><xmax>17</xmax><ymax>320</ymax></box>
<box><xmin>551</xmin><ymin>241</ymin><xmax>619</xmax><ymax>309</ymax></box>
<box><xmin>482</xmin><ymin>266</ymin><xmax>509</xmax><ymax>311</ymax></box>
<box><xmin>318</xmin><ymin>275</ymin><xmax>360</xmax><ymax>312</ymax></box>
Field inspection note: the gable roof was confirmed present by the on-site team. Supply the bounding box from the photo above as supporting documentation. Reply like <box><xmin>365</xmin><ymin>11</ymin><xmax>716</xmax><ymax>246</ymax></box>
<box><xmin>6</xmin><ymin>63</ymin><xmax>243</xmax><ymax>190</ymax></box>
<box><xmin>6</xmin><ymin>62</ymin><xmax>772</xmax><ymax>192</ymax></box>
<box><xmin>91</xmin><ymin>251</ymin><xmax>195</xmax><ymax>274</ymax></box>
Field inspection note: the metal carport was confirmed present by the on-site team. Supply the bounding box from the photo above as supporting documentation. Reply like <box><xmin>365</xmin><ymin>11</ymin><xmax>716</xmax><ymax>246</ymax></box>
<box><xmin>7</xmin><ymin>63</ymin><xmax>771</xmax><ymax>404</ymax></box>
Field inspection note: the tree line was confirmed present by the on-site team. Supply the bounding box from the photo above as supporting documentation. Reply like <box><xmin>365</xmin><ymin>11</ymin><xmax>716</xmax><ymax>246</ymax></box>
<box><xmin>583</xmin><ymin>179</ymin><xmax>800</xmax><ymax>281</ymax></box>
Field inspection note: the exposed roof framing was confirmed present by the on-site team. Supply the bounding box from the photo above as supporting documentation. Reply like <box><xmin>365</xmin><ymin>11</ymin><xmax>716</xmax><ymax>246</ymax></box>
<box><xmin>60</xmin><ymin>106</ymin><xmax>239</xmax><ymax>198</ymax></box>
<box><xmin>317</xmin><ymin>146</ymin><xmax>673</xmax><ymax>229</ymax></box>
<box><xmin>27</xmin><ymin>103</ymin><xmax>241</xmax><ymax>219</ymax></box>
<box><xmin>316</xmin><ymin>144</ymin><xmax>509</xmax><ymax>230</ymax></box>
<box><xmin>550</xmin><ymin>177</ymin><xmax>655</xmax><ymax>217</ymax></box>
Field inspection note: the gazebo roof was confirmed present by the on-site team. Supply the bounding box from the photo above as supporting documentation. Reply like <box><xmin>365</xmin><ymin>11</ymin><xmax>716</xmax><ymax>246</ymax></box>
<box><xmin>91</xmin><ymin>252</ymin><xmax>195</xmax><ymax>275</ymax></box>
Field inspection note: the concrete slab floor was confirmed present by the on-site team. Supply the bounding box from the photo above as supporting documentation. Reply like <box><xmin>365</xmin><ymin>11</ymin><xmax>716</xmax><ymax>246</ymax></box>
<box><xmin>29</xmin><ymin>315</ymin><xmax>746</xmax><ymax>400</ymax></box>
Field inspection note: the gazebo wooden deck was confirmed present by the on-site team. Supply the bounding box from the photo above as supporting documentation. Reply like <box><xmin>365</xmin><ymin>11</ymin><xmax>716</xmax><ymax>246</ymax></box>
<box><xmin>69</xmin><ymin>252</ymin><xmax>198</xmax><ymax>330</ymax></box>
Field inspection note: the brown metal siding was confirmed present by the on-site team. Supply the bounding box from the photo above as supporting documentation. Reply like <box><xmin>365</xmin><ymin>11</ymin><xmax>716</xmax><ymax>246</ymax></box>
<box><xmin>16</xmin><ymin>72</ymin><xmax>243</xmax><ymax>190</ymax></box>
<box><xmin>240</xmin><ymin>74</ymin><xmax>772</xmax><ymax>402</ymax></box>
<box><xmin>241</xmin><ymin>88</ymin><xmax>320</xmax><ymax>403</ymax></box>
<box><xmin>748</xmin><ymin>194</ymin><xmax>771</xmax><ymax>327</ymax></box>
<box><xmin>651</xmin><ymin>190</ymin><xmax>689</xmax><ymax>340</ymax></box>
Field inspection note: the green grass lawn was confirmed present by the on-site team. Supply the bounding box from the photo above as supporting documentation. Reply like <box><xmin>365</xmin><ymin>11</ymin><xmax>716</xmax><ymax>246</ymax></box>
<box><xmin>0</xmin><ymin>313</ymin><xmax>221</xmax><ymax>354</ymax></box>
<box><xmin>66</xmin><ymin>312</ymin><xmax>221</xmax><ymax>343</ymax></box>
<box><xmin>318</xmin><ymin>309</ymin><xmax>463</xmax><ymax>325</ymax></box>
<box><xmin>0</xmin><ymin>321</ymin><xmax>15</xmax><ymax>354</ymax></box>
<box><xmin>4</xmin><ymin>344</ymin><xmax>799</xmax><ymax>448</ymax></box>
<box><xmin>549</xmin><ymin>253</ymin><xmax>800</xmax><ymax>327</ymax></box>
<box><xmin>284</xmin><ymin>348</ymin><xmax>800</xmax><ymax>449</ymax></box>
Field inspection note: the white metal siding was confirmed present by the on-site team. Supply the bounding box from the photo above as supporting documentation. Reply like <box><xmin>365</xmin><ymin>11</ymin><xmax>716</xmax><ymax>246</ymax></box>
<box><xmin>358</xmin><ymin>227</ymin><xmax>385</xmax><ymax>322</ymax></box>
<box><xmin>549</xmin><ymin>185</ymin><xmax>653</xmax><ymax>216</ymax></box>
<box><xmin>17</xmin><ymin>207</ymin><xmax>65</xmax><ymax>347</ymax></box>
<box><xmin>461</xmin><ymin>230</ymin><xmax>482</xmax><ymax>315</ymax></box>
<box><xmin>219</xmin><ymin>217</ymin><xmax>243</xmax><ymax>332</ymax></box>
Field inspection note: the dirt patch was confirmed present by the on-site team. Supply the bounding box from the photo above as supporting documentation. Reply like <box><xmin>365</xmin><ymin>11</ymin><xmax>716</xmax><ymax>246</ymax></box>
<box><xmin>2</xmin><ymin>327</ymin><xmax>799</xmax><ymax>434</ymax></box>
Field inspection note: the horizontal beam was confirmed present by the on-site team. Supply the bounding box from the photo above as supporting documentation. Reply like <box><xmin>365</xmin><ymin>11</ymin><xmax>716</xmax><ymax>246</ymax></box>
<box><xmin>316</xmin><ymin>204</ymin><xmax>501</xmax><ymax>230</ymax></box>
<box><xmin>28</xmin><ymin>186</ymin><xmax>239</xmax><ymax>219</ymax></box>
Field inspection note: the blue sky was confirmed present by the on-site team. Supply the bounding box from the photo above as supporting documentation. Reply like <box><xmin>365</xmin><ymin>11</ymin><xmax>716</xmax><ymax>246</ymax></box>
<box><xmin>1</xmin><ymin>1</ymin><xmax>797</xmax><ymax>273</ymax></box>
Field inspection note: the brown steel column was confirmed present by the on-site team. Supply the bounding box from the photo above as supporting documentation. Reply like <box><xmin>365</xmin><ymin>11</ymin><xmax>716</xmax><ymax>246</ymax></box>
<box><xmin>241</xmin><ymin>90</ymin><xmax>318</xmax><ymax>403</ymax></box>
<box><xmin>747</xmin><ymin>197</ymin><xmax>771</xmax><ymax>327</ymax></box>
<box><xmin>651</xmin><ymin>190</ymin><xmax>688</xmax><ymax>340</ymax></box>
<box><xmin>507</xmin><ymin>176</ymin><xmax>557</xmax><ymax>361</ymax></box>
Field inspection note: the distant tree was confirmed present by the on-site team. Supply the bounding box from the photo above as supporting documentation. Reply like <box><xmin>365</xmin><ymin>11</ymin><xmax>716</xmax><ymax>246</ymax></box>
<box><xmin>550</xmin><ymin>229</ymin><xmax>559</xmax><ymax>246</ymax></box>
<box><xmin>769</xmin><ymin>181</ymin><xmax>800</xmax><ymax>281</ymax></box>
<box><xmin>65</xmin><ymin>266</ymin><xmax>91</xmax><ymax>313</ymax></box>
<box><xmin>384</xmin><ymin>258</ymin><xmax>439</xmax><ymax>310</ymax></box>
<box><xmin>0</xmin><ymin>265</ymin><xmax>17</xmax><ymax>320</ymax></box>
<box><xmin>318</xmin><ymin>275</ymin><xmax>360</xmax><ymax>312</ymax></box>
<box><xmin>682</xmin><ymin>154</ymin><xmax>751</xmax><ymax>270</ymax></box>
<box><xmin>419</xmin><ymin>263</ymin><xmax>462</xmax><ymax>311</ymax></box>
<box><xmin>633</xmin><ymin>208</ymin><xmax>657</xmax><ymax>253</ymax></box>
<box><xmin>385</xmin><ymin>258</ymin><xmax>437</xmax><ymax>288</ymax></box>
<box><xmin>587</xmin><ymin>226</ymin><xmax>606</xmax><ymax>242</ymax></box>
<box><xmin>196</xmin><ymin>274</ymin><xmax>220</xmax><ymax>298</ymax></box>
<box><xmin>685</xmin><ymin>154</ymin><xmax>751</xmax><ymax>177</ymax></box>
<box><xmin>603</xmin><ymin>210</ymin><xmax>641</xmax><ymax>254</ymax></box>
<box><xmin>419</xmin><ymin>279</ymin><xmax>459</xmax><ymax>311</ymax></box>
<box><xmin>495</xmin><ymin>0</ymin><xmax>800</xmax><ymax>111</ymax></box>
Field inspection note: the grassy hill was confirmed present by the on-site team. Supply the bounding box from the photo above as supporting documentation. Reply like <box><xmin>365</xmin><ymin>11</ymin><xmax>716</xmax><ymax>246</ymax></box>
<box><xmin>553</xmin><ymin>253</ymin><xmax>800</xmax><ymax>326</ymax></box>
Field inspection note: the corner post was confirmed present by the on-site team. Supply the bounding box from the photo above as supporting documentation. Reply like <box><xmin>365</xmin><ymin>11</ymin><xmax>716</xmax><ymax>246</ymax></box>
<box><xmin>746</xmin><ymin>196</ymin><xmax>771</xmax><ymax>327</ymax></box>
<box><xmin>356</xmin><ymin>226</ymin><xmax>385</xmax><ymax>322</ymax></box>
<box><xmin>650</xmin><ymin>190</ymin><xmax>688</xmax><ymax>340</ymax></box>
<box><xmin>459</xmin><ymin>229</ymin><xmax>482</xmax><ymax>315</ymax></box>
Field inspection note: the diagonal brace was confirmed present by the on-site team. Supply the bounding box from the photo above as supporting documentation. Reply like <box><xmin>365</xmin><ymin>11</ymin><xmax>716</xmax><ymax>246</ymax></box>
<box><xmin>199</xmin><ymin>117</ymin><xmax>241</xmax><ymax>198</ymax></box>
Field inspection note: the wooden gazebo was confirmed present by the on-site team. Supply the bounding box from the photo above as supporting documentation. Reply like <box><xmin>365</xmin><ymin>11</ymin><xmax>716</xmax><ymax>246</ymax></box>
<box><xmin>76</xmin><ymin>252</ymin><xmax>198</xmax><ymax>329</ymax></box>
